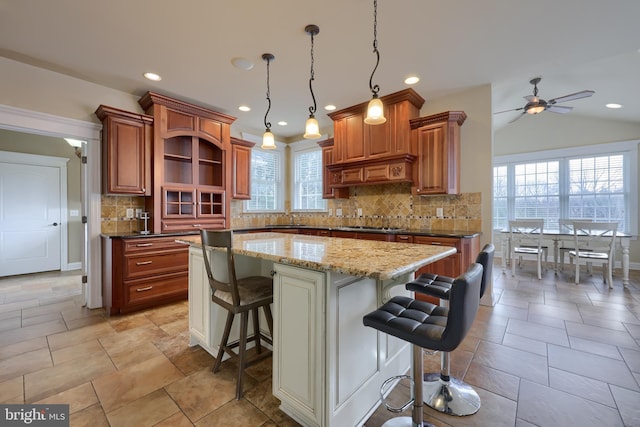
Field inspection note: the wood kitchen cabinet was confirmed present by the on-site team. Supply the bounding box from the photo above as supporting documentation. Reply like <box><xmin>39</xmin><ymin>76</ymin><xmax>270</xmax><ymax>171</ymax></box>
<box><xmin>95</xmin><ymin>105</ymin><xmax>153</xmax><ymax>195</ymax></box>
<box><xmin>139</xmin><ymin>92</ymin><xmax>236</xmax><ymax>233</ymax></box>
<box><xmin>327</xmin><ymin>89</ymin><xmax>424</xmax><ymax>188</ymax></box>
<box><xmin>410</xmin><ymin>111</ymin><xmax>466</xmax><ymax>195</ymax></box>
<box><xmin>230</xmin><ymin>137</ymin><xmax>254</xmax><ymax>200</ymax></box>
<box><xmin>318</xmin><ymin>138</ymin><xmax>348</xmax><ymax>199</ymax></box>
<box><xmin>102</xmin><ymin>235</ymin><xmax>189</xmax><ymax>315</ymax></box>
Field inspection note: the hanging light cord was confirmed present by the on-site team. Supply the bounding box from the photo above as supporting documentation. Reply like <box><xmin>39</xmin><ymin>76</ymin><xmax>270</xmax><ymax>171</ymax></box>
<box><xmin>368</xmin><ymin>0</ymin><xmax>380</xmax><ymax>97</ymax></box>
<box><xmin>264</xmin><ymin>57</ymin><xmax>272</xmax><ymax>131</ymax></box>
<box><xmin>308</xmin><ymin>29</ymin><xmax>317</xmax><ymax>116</ymax></box>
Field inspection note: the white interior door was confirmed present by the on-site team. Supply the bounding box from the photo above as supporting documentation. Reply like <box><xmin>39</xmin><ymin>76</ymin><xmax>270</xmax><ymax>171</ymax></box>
<box><xmin>0</xmin><ymin>162</ymin><xmax>62</xmax><ymax>276</ymax></box>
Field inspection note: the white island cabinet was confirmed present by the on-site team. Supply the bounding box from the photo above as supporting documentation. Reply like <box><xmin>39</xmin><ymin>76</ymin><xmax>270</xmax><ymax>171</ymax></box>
<box><xmin>179</xmin><ymin>232</ymin><xmax>455</xmax><ymax>427</ymax></box>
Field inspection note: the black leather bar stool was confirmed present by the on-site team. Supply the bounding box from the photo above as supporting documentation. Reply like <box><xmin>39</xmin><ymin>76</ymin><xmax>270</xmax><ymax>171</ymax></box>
<box><xmin>363</xmin><ymin>263</ymin><xmax>483</xmax><ymax>426</ymax></box>
<box><xmin>404</xmin><ymin>243</ymin><xmax>494</xmax><ymax>416</ymax></box>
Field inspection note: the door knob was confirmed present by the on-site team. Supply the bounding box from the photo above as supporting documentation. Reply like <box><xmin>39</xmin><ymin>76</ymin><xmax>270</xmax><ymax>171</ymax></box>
<box><xmin>52</xmin><ymin>222</ymin><xmax>59</xmax><ymax>226</ymax></box>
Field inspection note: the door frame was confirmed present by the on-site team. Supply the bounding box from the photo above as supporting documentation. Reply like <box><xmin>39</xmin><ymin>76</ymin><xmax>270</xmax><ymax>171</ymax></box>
<box><xmin>0</xmin><ymin>104</ymin><xmax>102</xmax><ymax>309</ymax></box>
<box><xmin>0</xmin><ymin>150</ymin><xmax>69</xmax><ymax>273</ymax></box>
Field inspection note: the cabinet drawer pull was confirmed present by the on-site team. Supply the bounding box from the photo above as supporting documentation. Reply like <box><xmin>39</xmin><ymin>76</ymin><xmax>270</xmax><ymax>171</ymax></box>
<box><xmin>431</xmin><ymin>242</ymin><xmax>441</xmax><ymax>245</ymax></box>
<box><xmin>192</xmin><ymin>224</ymin><xmax>201</xmax><ymax>227</ymax></box>
<box><xmin>136</xmin><ymin>286</ymin><xmax>153</xmax><ymax>292</ymax></box>
<box><xmin>398</xmin><ymin>236</ymin><xmax>409</xmax><ymax>240</ymax></box>
<box><xmin>136</xmin><ymin>260</ymin><xmax>153</xmax><ymax>266</ymax></box>
<box><xmin>136</xmin><ymin>243</ymin><xmax>153</xmax><ymax>247</ymax></box>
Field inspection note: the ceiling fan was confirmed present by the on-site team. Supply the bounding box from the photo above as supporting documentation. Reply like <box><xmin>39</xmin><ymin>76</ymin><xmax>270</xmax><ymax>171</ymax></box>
<box><xmin>495</xmin><ymin>77</ymin><xmax>595</xmax><ymax>123</ymax></box>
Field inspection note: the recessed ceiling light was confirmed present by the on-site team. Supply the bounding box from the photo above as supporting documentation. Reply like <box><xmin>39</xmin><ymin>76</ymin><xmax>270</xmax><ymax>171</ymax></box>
<box><xmin>231</xmin><ymin>57</ymin><xmax>254</xmax><ymax>71</ymax></box>
<box><xmin>143</xmin><ymin>72</ymin><xmax>161</xmax><ymax>81</ymax></box>
<box><xmin>277</xmin><ymin>121</ymin><xmax>288</xmax><ymax>126</ymax></box>
<box><xmin>238</xmin><ymin>105</ymin><xmax>251</xmax><ymax>112</ymax></box>
<box><xmin>324</xmin><ymin>105</ymin><xmax>336</xmax><ymax>111</ymax></box>
<box><xmin>606</xmin><ymin>103</ymin><xmax>622</xmax><ymax>109</ymax></box>
<box><xmin>404</xmin><ymin>76</ymin><xmax>419</xmax><ymax>85</ymax></box>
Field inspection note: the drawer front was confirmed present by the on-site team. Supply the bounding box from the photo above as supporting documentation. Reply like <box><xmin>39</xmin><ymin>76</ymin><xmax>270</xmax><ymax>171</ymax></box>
<box><xmin>394</xmin><ymin>234</ymin><xmax>414</xmax><ymax>243</ymax></box>
<box><xmin>162</xmin><ymin>218</ymin><xmax>225</xmax><ymax>233</ymax></box>
<box><xmin>124</xmin><ymin>249</ymin><xmax>188</xmax><ymax>279</ymax></box>
<box><xmin>126</xmin><ymin>272</ymin><xmax>188</xmax><ymax>305</ymax></box>
<box><xmin>413</xmin><ymin>235</ymin><xmax>461</xmax><ymax>250</ymax></box>
<box><xmin>123</xmin><ymin>236</ymin><xmax>189</xmax><ymax>253</ymax></box>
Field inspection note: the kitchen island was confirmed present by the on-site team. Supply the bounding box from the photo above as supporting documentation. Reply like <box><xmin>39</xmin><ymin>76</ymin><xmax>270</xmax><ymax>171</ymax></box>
<box><xmin>178</xmin><ymin>232</ymin><xmax>456</xmax><ymax>427</ymax></box>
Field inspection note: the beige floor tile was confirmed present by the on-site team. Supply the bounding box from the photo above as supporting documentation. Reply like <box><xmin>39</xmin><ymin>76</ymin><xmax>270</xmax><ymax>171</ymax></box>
<box><xmin>21</xmin><ymin>311</ymin><xmax>63</xmax><ymax>327</ymax></box>
<box><xmin>0</xmin><ymin>336</ymin><xmax>47</xmax><ymax>360</ymax></box>
<box><xmin>0</xmin><ymin>309</ymin><xmax>21</xmax><ymax>321</ymax></box>
<box><xmin>153</xmin><ymin>411</ymin><xmax>195</xmax><ymax>427</ymax></box>
<box><xmin>98</xmin><ymin>323</ymin><xmax>168</xmax><ymax>356</ymax></box>
<box><xmin>22</xmin><ymin>299</ymin><xmax>77</xmax><ymax>319</ymax></box>
<box><xmin>108</xmin><ymin>312</ymin><xmax>157</xmax><ymax>332</ymax></box>
<box><xmin>47</xmin><ymin>322</ymin><xmax>115</xmax><ymax>351</ymax></box>
<box><xmin>0</xmin><ymin>318</ymin><xmax>67</xmax><ymax>347</ymax></box>
<box><xmin>0</xmin><ymin>347</ymin><xmax>52</xmax><ymax>382</ymax></box>
<box><xmin>65</xmin><ymin>315</ymin><xmax>110</xmax><ymax>331</ymax></box>
<box><xmin>69</xmin><ymin>403</ymin><xmax>110</xmax><ymax>427</ymax></box>
<box><xmin>154</xmin><ymin>330</ymin><xmax>191</xmax><ymax>359</ymax></box>
<box><xmin>464</xmin><ymin>360</ymin><xmax>521</xmax><ymax>401</ymax></box>
<box><xmin>0</xmin><ymin>299</ymin><xmax>40</xmax><ymax>314</ymax></box>
<box><xmin>24</xmin><ymin>351</ymin><xmax>116</xmax><ymax>403</ymax></box>
<box><xmin>170</xmin><ymin>346</ymin><xmax>215</xmax><ymax>376</ymax></box>
<box><xmin>92</xmin><ymin>354</ymin><xmax>184</xmax><ymax>413</ymax></box>
<box><xmin>51</xmin><ymin>339</ymin><xmax>105</xmax><ymax>365</ymax></box>
<box><xmin>108</xmin><ymin>341</ymin><xmax>163</xmax><ymax>370</ymax></box>
<box><xmin>106</xmin><ymin>389</ymin><xmax>180</xmax><ymax>427</ymax></box>
<box><xmin>0</xmin><ymin>316</ymin><xmax>21</xmax><ymax>332</ymax></box>
<box><xmin>194</xmin><ymin>399</ymin><xmax>269</xmax><ymax>427</ymax></box>
<box><xmin>144</xmin><ymin>301</ymin><xmax>189</xmax><ymax>326</ymax></box>
<box><xmin>159</xmin><ymin>316</ymin><xmax>189</xmax><ymax>336</ymax></box>
<box><xmin>0</xmin><ymin>376</ymin><xmax>24</xmax><ymax>403</ymax></box>
<box><xmin>165</xmin><ymin>367</ymin><xmax>238</xmax><ymax>422</ymax></box>
<box><xmin>60</xmin><ymin>305</ymin><xmax>105</xmax><ymax>324</ymax></box>
<box><xmin>34</xmin><ymin>382</ymin><xmax>98</xmax><ymax>414</ymax></box>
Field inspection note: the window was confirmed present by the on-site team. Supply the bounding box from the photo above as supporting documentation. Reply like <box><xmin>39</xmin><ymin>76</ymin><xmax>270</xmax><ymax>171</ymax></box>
<box><xmin>290</xmin><ymin>139</ymin><xmax>327</xmax><ymax>212</ymax></box>
<box><xmin>244</xmin><ymin>135</ymin><xmax>284</xmax><ymax>212</ymax></box>
<box><xmin>493</xmin><ymin>140</ymin><xmax>638</xmax><ymax>234</ymax></box>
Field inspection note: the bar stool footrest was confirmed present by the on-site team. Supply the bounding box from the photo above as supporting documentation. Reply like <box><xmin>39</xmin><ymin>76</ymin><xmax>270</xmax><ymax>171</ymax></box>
<box><xmin>380</xmin><ymin>374</ymin><xmax>413</xmax><ymax>413</ymax></box>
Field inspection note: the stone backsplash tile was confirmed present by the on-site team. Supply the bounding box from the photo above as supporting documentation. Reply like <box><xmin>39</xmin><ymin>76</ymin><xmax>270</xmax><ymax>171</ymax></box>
<box><xmin>101</xmin><ymin>195</ymin><xmax>145</xmax><ymax>234</ymax></box>
<box><xmin>230</xmin><ymin>185</ymin><xmax>481</xmax><ymax>232</ymax></box>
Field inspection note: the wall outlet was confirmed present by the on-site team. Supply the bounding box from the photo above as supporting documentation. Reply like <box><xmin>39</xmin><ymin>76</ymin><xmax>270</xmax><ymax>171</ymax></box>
<box><xmin>69</xmin><ymin>209</ymin><xmax>79</xmax><ymax>217</ymax></box>
<box><xmin>126</xmin><ymin>208</ymin><xmax>134</xmax><ymax>219</ymax></box>
<box><xmin>436</xmin><ymin>207</ymin><xmax>444</xmax><ymax>218</ymax></box>
<box><xmin>135</xmin><ymin>208</ymin><xmax>142</xmax><ymax>218</ymax></box>
<box><xmin>357</xmin><ymin>208</ymin><xmax>363</xmax><ymax>217</ymax></box>
<box><xmin>328</xmin><ymin>208</ymin><xmax>333</xmax><ymax>216</ymax></box>
<box><xmin>336</xmin><ymin>208</ymin><xmax>343</xmax><ymax>216</ymax></box>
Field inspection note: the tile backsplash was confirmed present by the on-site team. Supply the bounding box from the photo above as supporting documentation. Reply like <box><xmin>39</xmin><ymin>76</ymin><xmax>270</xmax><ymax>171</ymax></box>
<box><xmin>100</xmin><ymin>185</ymin><xmax>481</xmax><ymax>233</ymax></box>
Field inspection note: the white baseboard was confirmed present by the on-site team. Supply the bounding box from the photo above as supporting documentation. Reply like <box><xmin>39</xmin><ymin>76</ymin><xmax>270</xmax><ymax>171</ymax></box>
<box><xmin>63</xmin><ymin>262</ymin><xmax>82</xmax><ymax>271</ymax></box>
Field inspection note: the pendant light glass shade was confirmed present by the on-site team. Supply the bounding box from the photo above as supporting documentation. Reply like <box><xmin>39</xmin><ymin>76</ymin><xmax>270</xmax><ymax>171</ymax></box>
<box><xmin>304</xmin><ymin>25</ymin><xmax>321</xmax><ymax>139</ymax></box>
<box><xmin>304</xmin><ymin>115</ymin><xmax>321</xmax><ymax>139</ymax></box>
<box><xmin>261</xmin><ymin>130</ymin><xmax>275</xmax><ymax>149</ymax></box>
<box><xmin>365</xmin><ymin>0</ymin><xmax>386</xmax><ymax>125</ymax></box>
<box><xmin>364</xmin><ymin>95</ymin><xmax>386</xmax><ymax>124</ymax></box>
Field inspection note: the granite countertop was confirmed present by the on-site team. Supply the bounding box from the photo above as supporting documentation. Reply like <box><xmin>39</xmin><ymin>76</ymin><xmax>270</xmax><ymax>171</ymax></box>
<box><xmin>177</xmin><ymin>232</ymin><xmax>456</xmax><ymax>281</ymax></box>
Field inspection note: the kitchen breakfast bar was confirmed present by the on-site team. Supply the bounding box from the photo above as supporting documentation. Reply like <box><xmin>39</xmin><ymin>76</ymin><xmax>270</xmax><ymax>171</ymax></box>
<box><xmin>177</xmin><ymin>232</ymin><xmax>456</xmax><ymax>427</ymax></box>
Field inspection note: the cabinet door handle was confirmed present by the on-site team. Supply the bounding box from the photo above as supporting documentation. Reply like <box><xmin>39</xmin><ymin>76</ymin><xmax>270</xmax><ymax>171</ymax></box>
<box><xmin>136</xmin><ymin>260</ymin><xmax>153</xmax><ymax>266</ymax></box>
<box><xmin>136</xmin><ymin>243</ymin><xmax>153</xmax><ymax>247</ymax></box>
<box><xmin>398</xmin><ymin>236</ymin><xmax>409</xmax><ymax>240</ymax></box>
<box><xmin>136</xmin><ymin>286</ymin><xmax>153</xmax><ymax>292</ymax></box>
<box><xmin>431</xmin><ymin>242</ymin><xmax>441</xmax><ymax>245</ymax></box>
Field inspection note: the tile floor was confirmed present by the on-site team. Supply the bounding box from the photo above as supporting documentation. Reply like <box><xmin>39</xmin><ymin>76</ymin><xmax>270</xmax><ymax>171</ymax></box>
<box><xmin>1</xmin><ymin>260</ymin><xmax>639</xmax><ymax>427</ymax></box>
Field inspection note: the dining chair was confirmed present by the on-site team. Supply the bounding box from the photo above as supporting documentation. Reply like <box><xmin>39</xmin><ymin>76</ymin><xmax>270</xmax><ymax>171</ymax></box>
<box><xmin>568</xmin><ymin>221</ymin><xmax>618</xmax><ymax>288</ymax></box>
<box><xmin>509</xmin><ymin>219</ymin><xmax>546</xmax><ymax>279</ymax></box>
<box><xmin>200</xmin><ymin>229</ymin><xmax>274</xmax><ymax>399</ymax></box>
<box><xmin>558</xmin><ymin>219</ymin><xmax>593</xmax><ymax>271</ymax></box>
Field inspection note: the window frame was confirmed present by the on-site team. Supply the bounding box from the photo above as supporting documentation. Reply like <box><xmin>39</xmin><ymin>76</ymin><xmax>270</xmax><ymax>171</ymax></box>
<box><xmin>289</xmin><ymin>138</ymin><xmax>327</xmax><ymax>213</ymax></box>
<box><xmin>242</xmin><ymin>133</ymin><xmax>285</xmax><ymax>213</ymax></box>
<box><xmin>493</xmin><ymin>140</ymin><xmax>638</xmax><ymax>235</ymax></box>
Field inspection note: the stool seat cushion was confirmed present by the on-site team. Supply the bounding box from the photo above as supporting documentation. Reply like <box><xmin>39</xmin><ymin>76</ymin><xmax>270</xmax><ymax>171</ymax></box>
<box><xmin>214</xmin><ymin>276</ymin><xmax>273</xmax><ymax>307</ymax></box>
<box><xmin>405</xmin><ymin>273</ymin><xmax>455</xmax><ymax>299</ymax></box>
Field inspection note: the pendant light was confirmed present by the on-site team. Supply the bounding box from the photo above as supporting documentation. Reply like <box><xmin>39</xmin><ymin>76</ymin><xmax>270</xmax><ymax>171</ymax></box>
<box><xmin>261</xmin><ymin>53</ymin><xmax>276</xmax><ymax>149</ymax></box>
<box><xmin>364</xmin><ymin>0</ymin><xmax>386</xmax><ymax>125</ymax></box>
<box><xmin>303</xmin><ymin>24</ymin><xmax>321</xmax><ymax>139</ymax></box>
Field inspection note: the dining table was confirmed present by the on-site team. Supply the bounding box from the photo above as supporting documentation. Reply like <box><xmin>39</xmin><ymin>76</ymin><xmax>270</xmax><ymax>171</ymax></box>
<box><xmin>500</xmin><ymin>229</ymin><xmax>633</xmax><ymax>286</ymax></box>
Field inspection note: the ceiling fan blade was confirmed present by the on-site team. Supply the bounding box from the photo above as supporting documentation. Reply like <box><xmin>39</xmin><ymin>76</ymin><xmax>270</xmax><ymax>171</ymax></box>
<box><xmin>494</xmin><ymin>107</ymin><xmax>524</xmax><ymax>115</ymax></box>
<box><xmin>547</xmin><ymin>105</ymin><xmax>573</xmax><ymax>114</ymax></box>
<box><xmin>548</xmin><ymin>90</ymin><xmax>595</xmax><ymax>104</ymax></box>
<box><xmin>508</xmin><ymin>112</ymin><xmax>526</xmax><ymax>123</ymax></box>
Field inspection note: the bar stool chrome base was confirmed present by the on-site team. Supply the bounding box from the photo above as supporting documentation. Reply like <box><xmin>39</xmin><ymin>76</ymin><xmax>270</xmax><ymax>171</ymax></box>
<box><xmin>382</xmin><ymin>417</ymin><xmax>435</xmax><ymax>427</ymax></box>
<box><xmin>422</xmin><ymin>373</ymin><xmax>481</xmax><ymax>416</ymax></box>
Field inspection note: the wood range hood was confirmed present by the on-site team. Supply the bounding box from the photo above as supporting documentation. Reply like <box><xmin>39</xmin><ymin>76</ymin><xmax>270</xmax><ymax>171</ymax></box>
<box><xmin>324</xmin><ymin>88</ymin><xmax>425</xmax><ymax>189</ymax></box>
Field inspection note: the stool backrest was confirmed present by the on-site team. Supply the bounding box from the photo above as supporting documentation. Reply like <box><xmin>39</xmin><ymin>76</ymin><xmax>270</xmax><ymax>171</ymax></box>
<box><xmin>475</xmin><ymin>243</ymin><xmax>495</xmax><ymax>298</ymax></box>
<box><xmin>441</xmin><ymin>262</ymin><xmax>483</xmax><ymax>352</ymax></box>
<box><xmin>200</xmin><ymin>229</ymin><xmax>240</xmax><ymax>307</ymax></box>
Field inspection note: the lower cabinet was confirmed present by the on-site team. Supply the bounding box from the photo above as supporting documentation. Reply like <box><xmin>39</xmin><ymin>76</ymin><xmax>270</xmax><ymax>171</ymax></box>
<box><xmin>102</xmin><ymin>235</ymin><xmax>189</xmax><ymax>315</ymax></box>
